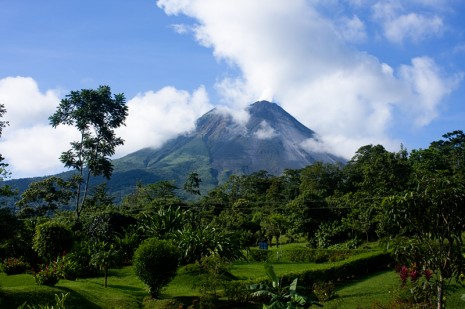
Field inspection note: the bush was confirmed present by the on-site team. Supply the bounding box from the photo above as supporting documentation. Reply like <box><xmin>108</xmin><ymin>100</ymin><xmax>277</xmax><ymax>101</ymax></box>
<box><xmin>2</xmin><ymin>257</ymin><xmax>30</xmax><ymax>275</ymax></box>
<box><xmin>55</xmin><ymin>254</ymin><xmax>80</xmax><ymax>280</ymax></box>
<box><xmin>33</xmin><ymin>221</ymin><xmax>73</xmax><ymax>261</ymax></box>
<box><xmin>248</xmin><ymin>249</ymin><xmax>272</xmax><ymax>262</ymax></box>
<box><xmin>312</xmin><ymin>281</ymin><xmax>335</xmax><ymax>302</ymax></box>
<box><xmin>133</xmin><ymin>238</ymin><xmax>179</xmax><ymax>298</ymax></box>
<box><xmin>34</xmin><ymin>260</ymin><xmax>62</xmax><ymax>286</ymax></box>
<box><xmin>223</xmin><ymin>280</ymin><xmax>251</xmax><ymax>304</ymax></box>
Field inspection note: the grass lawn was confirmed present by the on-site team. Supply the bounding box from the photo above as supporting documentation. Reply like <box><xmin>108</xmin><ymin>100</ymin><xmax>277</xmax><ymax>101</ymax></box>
<box><xmin>2</xmin><ymin>263</ymin><xmax>465</xmax><ymax>308</ymax></box>
<box><xmin>0</xmin><ymin>267</ymin><xmax>147</xmax><ymax>309</ymax></box>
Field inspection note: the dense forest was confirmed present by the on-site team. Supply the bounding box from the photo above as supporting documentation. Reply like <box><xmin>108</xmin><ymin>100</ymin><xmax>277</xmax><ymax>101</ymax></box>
<box><xmin>1</xmin><ymin>92</ymin><xmax>465</xmax><ymax>308</ymax></box>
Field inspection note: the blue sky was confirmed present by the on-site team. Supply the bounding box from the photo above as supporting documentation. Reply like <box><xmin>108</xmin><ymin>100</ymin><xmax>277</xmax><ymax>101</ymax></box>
<box><xmin>1</xmin><ymin>0</ymin><xmax>465</xmax><ymax>178</ymax></box>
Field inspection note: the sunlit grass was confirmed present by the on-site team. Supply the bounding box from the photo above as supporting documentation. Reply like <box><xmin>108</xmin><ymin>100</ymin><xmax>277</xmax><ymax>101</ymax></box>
<box><xmin>2</xmin><ymin>259</ymin><xmax>463</xmax><ymax>309</ymax></box>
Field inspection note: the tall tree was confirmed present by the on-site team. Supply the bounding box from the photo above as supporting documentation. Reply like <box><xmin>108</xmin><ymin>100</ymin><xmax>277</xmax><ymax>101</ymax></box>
<box><xmin>16</xmin><ymin>176</ymin><xmax>75</xmax><ymax>217</ymax></box>
<box><xmin>0</xmin><ymin>103</ymin><xmax>10</xmax><ymax>180</ymax></box>
<box><xmin>49</xmin><ymin>86</ymin><xmax>128</xmax><ymax>219</ymax></box>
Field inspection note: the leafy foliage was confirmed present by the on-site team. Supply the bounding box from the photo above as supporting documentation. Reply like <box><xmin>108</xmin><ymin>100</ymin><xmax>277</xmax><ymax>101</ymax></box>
<box><xmin>16</xmin><ymin>176</ymin><xmax>75</xmax><ymax>217</ymax></box>
<box><xmin>133</xmin><ymin>238</ymin><xmax>180</xmax><ymax>298</ymax></box>
<box><xmin>32</xmin><ymin>221</ymin><xmax>73</xmax><ymax>261</ymax></box>
<box><xmin>33</xmin><ymin>260</ymin><xmax>63</xmax><ymax>286</ymax></box>
<box><xmin>174</xmin><ymin>226</ymin><xmax>243</xmax><ymax>264</ymax></box>
<box><xmin>249</xmin><ymin>264</ymin><xmax>322</xmax><ymax>308</ymax></box>
<box><xmin>49</xmin><ymin>85</ymin><xmax>128</xmax><ymax>218</ymax></box>
<box><xmin>2</xmin><ymin>257</ymin><xmax>30</xmax><ymax>275</ymax></box>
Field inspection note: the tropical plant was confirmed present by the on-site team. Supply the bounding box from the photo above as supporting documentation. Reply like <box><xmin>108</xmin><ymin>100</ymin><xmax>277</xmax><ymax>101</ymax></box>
<box><xmin>18</xmin><ymin>292</ymin><xmax>69</xmax><ymax>309</ymax></box>
<box><xmin>139</xmin><ymin>206</ymin><xmax>186</xmax><ymax>239</ymax></box>
<box><xmin>174</xmin><ymin>226</ymin><xmax>243</xmax><ymax>264</ymax></box>
<box><xmin>90</xmin><ymin>241</ymin><xmax>120</xmax><ymax>287</ymax></box>
<box><xmin>249</xmin><ymin>264</ymin><xmax>322</xmax><ymax>308</ymax></box>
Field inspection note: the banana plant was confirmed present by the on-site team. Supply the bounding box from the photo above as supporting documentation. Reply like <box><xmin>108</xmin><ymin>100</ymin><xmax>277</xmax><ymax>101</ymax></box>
<box><xmin>250</xmin><ymin>264</ymin><xmax>322</xmax><ymax>308</ymax></box>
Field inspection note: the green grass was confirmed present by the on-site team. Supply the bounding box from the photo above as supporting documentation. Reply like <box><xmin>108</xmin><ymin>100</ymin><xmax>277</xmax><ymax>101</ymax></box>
<box><xmin>0</xmin><ymin>268</ymin><xmax>147</xmax><ymax>309</ymax></box>
<box><xmin>2</xmin><ymin>263</ymin><xmax>464</xmax><ymax>309</ymax></box>
<box><xmin>231</xmin><ymin>261</ymin><xmax>319</xmax><ymax>280</ymax></box>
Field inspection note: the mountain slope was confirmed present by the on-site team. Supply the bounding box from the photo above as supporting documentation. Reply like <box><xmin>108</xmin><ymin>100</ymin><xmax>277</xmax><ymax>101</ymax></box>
<box><xmin>4</xmin><ymin>101</ymin><xmax>345</xmax><ymax>198</ymax></box>
<box><xmin>111</xmin><ymin>100</ymin><xmax>344</xmax><ymax>194</ymax></box>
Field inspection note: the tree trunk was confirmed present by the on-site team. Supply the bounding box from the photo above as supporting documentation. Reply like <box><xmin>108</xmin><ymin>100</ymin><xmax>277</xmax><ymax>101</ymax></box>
<box><xmin>437</xmin><ymin>275</ymin><xmax>444</xmax><ymax>309</ymax></box>
<box><xmin>104</xmin><ymin>266</ymin><xmax>108</xmax><ymax>288</ymax></box>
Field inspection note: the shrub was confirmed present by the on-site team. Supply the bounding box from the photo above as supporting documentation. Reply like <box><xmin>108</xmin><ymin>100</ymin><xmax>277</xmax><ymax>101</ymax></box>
<box><xmin>390</xmin><ymin>264</ymin><xmax>435</xmax><ymax>307</ymax></box>
<box><xmin>34</xmin><ymin>260</ymin><xmax>62</xmax><ymax>286</ymax></box>
<box><xmin>2</xmin><ymin>257</ymin><xmax>30</xmax><ymax>275</ymax></box>
<box><xmin>33</xmin><ymin>221</ymin><xmax>73</xmax><ymax>261</ymax></box>
<box><xmin>55</xmin><ymin>254</ymin><xmax>80</xmax><ymax>280</ymax></box>
<box><xmin>64</xmin><ymin>241</ymin><xmax>99</xmax><ymax>278</ymax></box>
<box><xmin>248</xmin><ymin>249</ymin><xmax>272</xmax><ymax>262</ymax></box>
<box><xmin>133</xmin><ymin>238</ymin><xmax>179</xmax><ymax>298</ymax></box>
<box><xmin>312</xmin><ymin>281</ymin><xmax>335</xmax><ymax>302</ymax></box>
<box><xmin>223</xmin><ymin>280</ymin><xmax>251</xmax><ymax>304</ymax></box>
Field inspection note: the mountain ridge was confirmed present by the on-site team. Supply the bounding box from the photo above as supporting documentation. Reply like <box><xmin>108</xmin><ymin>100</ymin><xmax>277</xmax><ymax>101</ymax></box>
<box><xmin>5</xmin><ymin>101</ymin><xmax>345</xmax><ymax>197</ymax></box>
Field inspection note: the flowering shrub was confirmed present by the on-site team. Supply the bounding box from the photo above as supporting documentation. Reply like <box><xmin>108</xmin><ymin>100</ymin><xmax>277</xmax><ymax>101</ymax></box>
<box><xmin>312</xmin><ymin>281</ymin><xmax>335</xmax><ymax>302</ymax></box>
<box><xmin>2</xmin><ymin>257</ymin><xmax>30</xmax><ymax>275</ymax></box>
<box><xmin>392</xmin><ymin>263</ymin><xmax>435</xmax><ymax>306</ymax></box>
<box><xmin>34</xmin><ymin>261</ymin><xmax>62</xmax><ymax>286</ymax></box>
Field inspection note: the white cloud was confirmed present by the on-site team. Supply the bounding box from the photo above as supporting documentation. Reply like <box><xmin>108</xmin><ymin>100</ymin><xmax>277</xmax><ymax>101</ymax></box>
<box><xmin>0</xmin><ymin>77</ymin><xmax>213</xmax><ymax>178</ymax></box>
<box><xmin>338</xmin><ymin>15</ymin><xmax>367</xmax><ymax>43</ymax></box>
<box><xmin>399</xmin><ymin>57</ymin><xmax>462</xmax><ymax>126</ymax></box>
<box><xmin>156</xmin><ymin>0</ymin><xmax>460</xmax><ymax>160</ymax></box>
<box><xmin>0</xmin><ymin>76</ymin><xmax>75</xmax><ymax>178</ymax></box>
<box><xmin>254</xmin><ymin>121</ymin><xmax>277</xmax><ymax>140</ymax></box>
<box><xmin>372</xmin><ymin>1</ymin><xmax>444</xmax><ymax>43</ymax></box>
<box><xmin>384</xmin><ymin>13</ymin><xmax>443</xmax><ymax>43</ymax></box>
<box><xmin>115</xmin><ymin>86</ymin><xmax>212</xmax><ymax>157</ymax></box>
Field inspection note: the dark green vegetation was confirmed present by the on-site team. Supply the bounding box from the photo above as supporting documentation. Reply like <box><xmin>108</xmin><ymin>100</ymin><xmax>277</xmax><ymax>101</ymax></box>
<box><xmin>1</xmin><ymin>92</ymin><xmax>465</xmax><ymax>308</ymax></box>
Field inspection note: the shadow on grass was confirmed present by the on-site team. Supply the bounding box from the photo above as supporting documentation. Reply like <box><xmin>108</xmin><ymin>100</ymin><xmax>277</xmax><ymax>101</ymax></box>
<box><xmin>0</xmin><ymin>286</ymin><xmax>100</xmax><ymax>309</ymax></box>
<box><xmin>107</xmin><ymin>284</ymin><xmax>146</xmax><ymax>293</ymax></box>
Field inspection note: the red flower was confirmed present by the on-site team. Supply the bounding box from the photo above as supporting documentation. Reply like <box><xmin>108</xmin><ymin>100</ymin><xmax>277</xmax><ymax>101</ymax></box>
<box><xmin>400</xmin><ymin>265</ymin><xmax>409</xmax><ymax>284</ymax></box>
<box><xmin>410</xmin><ymin>269</ymin><xmax>420</xmax><ymax>281</ymax></box>
<box><xmin>424</xmin><ymin>269</ymin><xmax>433</xmax><ymax>281</ymax></box>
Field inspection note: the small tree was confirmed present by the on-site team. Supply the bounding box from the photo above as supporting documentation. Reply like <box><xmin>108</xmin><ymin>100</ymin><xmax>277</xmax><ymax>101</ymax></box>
<box><xmin>184</xmin><ymin>171</ymin><xmax>202</xmax><ymax>196</ymax></box>
<box><xmin>33</xmin><ymin>221</ymin><xmax>73</xmax><ymax>261</ymax></box>
<box><xmin>133</xmin><ymin>238</ymin><xmax>179</xmax><ymax>298</ymax></box>
<box><xmin>385</xmin><ymin>175</ymin><xmax>465</xmax><ymax>309</ymax></box>
<box><xmin>90</xmin><ymin>241</ymin><xmax>119</xmax><ymax>287</ymax></box>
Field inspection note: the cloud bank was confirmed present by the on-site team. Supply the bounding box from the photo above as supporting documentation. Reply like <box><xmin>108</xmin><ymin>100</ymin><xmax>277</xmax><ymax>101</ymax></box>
<box><xmin>157</xmin><ymin>0</ymin><xmax>461</xmax><ymax>158</ymax></box>
<box><xmin>1</xmin><ymin>0</ymin><xmax>462</xmax><ymax>178</ymax></box>
<box><xmin>0</xmin><ymin>77</ymin><xmax>212</xmax><ymax>178</ymax></box>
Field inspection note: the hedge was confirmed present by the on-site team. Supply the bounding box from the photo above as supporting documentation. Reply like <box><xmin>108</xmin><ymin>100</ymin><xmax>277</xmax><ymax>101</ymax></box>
<box><xmin>248</xmin><ymin>250</ymin><xmax>393</xmax><ymax>289</ymax></box>
<box><xmin>247</xmin><ymin>247</ymin><xmax>379</xmax><ymax>263</ymax></box>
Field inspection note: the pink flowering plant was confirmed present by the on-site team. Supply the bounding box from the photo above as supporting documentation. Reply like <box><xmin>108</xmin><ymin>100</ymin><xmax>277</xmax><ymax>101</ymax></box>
<box><xmin>2</xmin><ymin>257</ymin><xmax>30</xmax><ymax>275</ymax></box>
<box><xmin>393</xmin><ymin>263</ymin><xmax>435</xmax><ymax>306</ymax></box>
<box><xmin>33</xmin><ymin>260</ymin><xmax>63</xmax><ymax>286</ymax></box>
